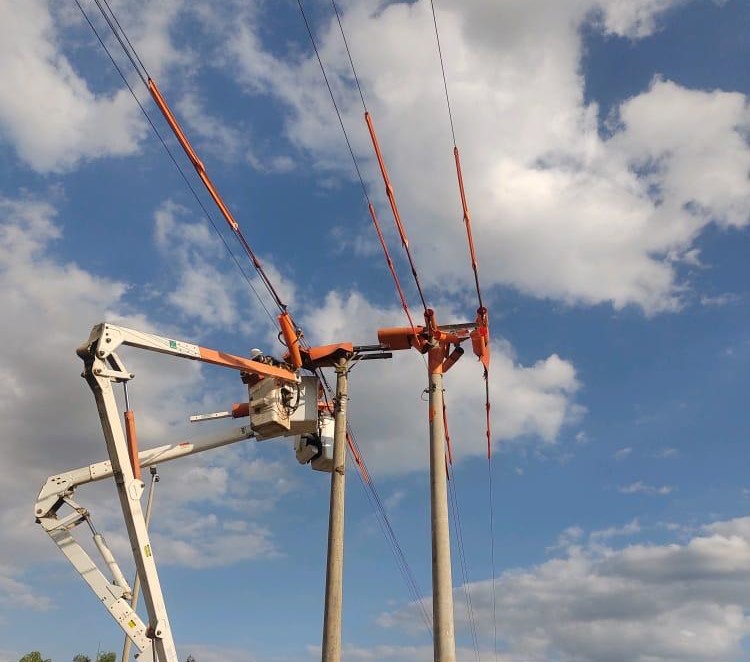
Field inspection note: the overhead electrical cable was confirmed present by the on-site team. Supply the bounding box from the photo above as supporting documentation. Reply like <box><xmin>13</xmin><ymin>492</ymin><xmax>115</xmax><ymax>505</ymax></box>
<box><xmin>429</xmin><ymin>2</ymin><xmax>498</xmax><ymax>658</ymax></box>
<box><xmin>73</xmin><ymin>0</ymin><xmax>276</xmax><ymax>328</ymax></box>
<box><xmin>294</xmin><ymin>0</ymin><xmax>434</xmax><ymax>632</ymax></box>
<box><xmin>326</xmin><ymin>0</ymin><xmax>430</xmax><ymax>314</ymax></box>
<box><xmin>296</xmin><ymin>0</ymin><xmax>421</xmax><ymax>342</ymax></box>
<box><xmin>88</xmin><ymin>0</ymin><xmax>295</xmax><ymax>328</ymax></box>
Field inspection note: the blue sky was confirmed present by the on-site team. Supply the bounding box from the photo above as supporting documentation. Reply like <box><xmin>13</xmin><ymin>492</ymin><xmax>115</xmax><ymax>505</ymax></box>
<box><xmin>2</xmin><ymin>1</ymin><xmax>750</xmax><ymax>661</ymax></box>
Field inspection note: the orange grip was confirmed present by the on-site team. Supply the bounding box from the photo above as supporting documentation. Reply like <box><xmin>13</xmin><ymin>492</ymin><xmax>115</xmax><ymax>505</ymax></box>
<box><xmin>231</xmin><ymin>402</ymin><xmax>250</xmax><ymax>418</ymax></box>
<box><xmin>279</xmin><ymin>312</ymin><xmax>303</xmax><ymax>369</ymax></box>
<box><xmin>124</xmin><ymin>410</ymin><xmax>141</xmax><ymax>480</ymax></box>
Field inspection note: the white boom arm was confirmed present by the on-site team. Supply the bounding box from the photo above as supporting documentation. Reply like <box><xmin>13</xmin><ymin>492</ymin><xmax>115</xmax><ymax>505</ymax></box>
<box><xmin>35</xmin><ymin>424</ymin><xmax>255</xmax><ymax>661</ymax></box>
<box><xmin>56</xmin><ymin>322</ymin><xmax>303</xmax><ymax>662</ymax></box>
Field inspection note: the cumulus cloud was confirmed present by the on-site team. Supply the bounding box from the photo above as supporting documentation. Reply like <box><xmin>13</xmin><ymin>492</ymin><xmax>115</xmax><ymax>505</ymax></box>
<box><xmin>383</xmin><ymin>516</ymin><xmax>750</xmax><ymax>661</ymax></box>
<box><xmin>218</xmin><ymin>0</ymin><xmax>750</xmax><ymax>313</ymax></box>
<box><xmin>0</xmin><ymin>1</ymin><xmax>148</xmax><ymax>172</ymax></box>
<box><xmin>152</xmin><ymin>199</ymin><xmax>296</xmax><ymax>342</ymax></box>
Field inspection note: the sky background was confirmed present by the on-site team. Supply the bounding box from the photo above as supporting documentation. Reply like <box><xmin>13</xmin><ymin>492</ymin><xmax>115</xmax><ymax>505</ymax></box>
<box><xmin>1</xmin><ymin>0</ymin><xmax>750</xmax><ymax>661</ymax></box>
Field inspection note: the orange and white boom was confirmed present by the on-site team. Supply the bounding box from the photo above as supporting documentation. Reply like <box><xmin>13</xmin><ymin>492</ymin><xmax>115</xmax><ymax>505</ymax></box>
<box><xmin>80</xmin><ymin>322</ymin><xmax>298</xmax><ymax>383</ymax></box>
<box><xmin>68</xmin><ymin>322</ymin><xmax>301</xmax><ymax>662</ymax></box>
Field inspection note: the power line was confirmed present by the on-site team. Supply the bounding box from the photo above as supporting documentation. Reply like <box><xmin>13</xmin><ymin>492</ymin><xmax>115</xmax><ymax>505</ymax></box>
<box><xmin>429</xmin><ymin>0</ymin><xmax>457</xmax><ymax>147</ymax></box>
<box><xmin>74</xmin><ymin>0</ymin><xmax>278</xmax><ymax>328</ymax></box>
<box><xmin>428</xmin><ymin>3</ymin><xmax>497</xmax><ymax>658</ymax></box>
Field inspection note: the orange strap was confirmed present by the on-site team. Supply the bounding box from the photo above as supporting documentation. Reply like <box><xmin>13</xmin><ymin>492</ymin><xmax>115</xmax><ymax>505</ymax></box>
<box><xmin>124</xmin><ymin>410</ymin><xmax>141</xmax><ymax>480</ymax></box>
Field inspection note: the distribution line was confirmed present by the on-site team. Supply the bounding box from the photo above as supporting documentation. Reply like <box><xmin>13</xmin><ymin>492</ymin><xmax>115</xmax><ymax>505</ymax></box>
<box><xmin>327</xmin><ymin>0</ymin><xmax>430</xmax><ymax>314</ymax></box>
<box><xmin>89</xmin><ymin>0</ymin><xmax>294</xmax><ymax>325</ymax></box>
<box><xmin>429</xmin><ymin>2</ymin><xmax>498</xmax><ymax>659</ymax></box>
<box><xmin>296</xmin><ymin>0</ymin><xmax>421</xmax><ymax>343</ymax></box>
<box><xmin>444</xmin><ymin>400</ymin><xmax>481</xmax><ymax>661</ymax></box>
<box><xmin>73</xmin><ymin>0</ymin><xmax>277</xmax><ymax>329</ymax></box>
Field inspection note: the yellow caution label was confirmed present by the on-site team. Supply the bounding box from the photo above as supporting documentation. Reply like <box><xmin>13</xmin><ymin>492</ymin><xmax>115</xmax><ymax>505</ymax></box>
<box><xmin>144</xmin><ymin>544</ymin><xmax>152</xmax><ymax>558</ymax></box>
<box><xmin>128</xmin><ymin>620</ymin><xmax>136</xmax><ymax>628</ymax></box>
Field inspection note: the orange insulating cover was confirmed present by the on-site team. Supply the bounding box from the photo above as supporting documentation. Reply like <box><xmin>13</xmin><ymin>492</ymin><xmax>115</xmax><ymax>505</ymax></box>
<box><xmin>442</xmin><ymin>346</ymin><xmax>465</xmax><ymax>373</ymax></box>
<box><xmin>302</xmin><ymin>343</ymin><xmax>354</xmax><ymax>368</ymax></box>
<box><xmin>471</xmin><ymin>326</ymin><xmax>490</xmax><ymax>372</ymax></box>
<box><xmin>279</xmin><ymin>312</ymin><xmax>303</xmax><ymax>369</ymax></box>
<box><xmin>231</xmin><ymin>402</ymin><xmax>250</xmax><ymax>418</ymax></box>
<box><xmin>377</xmin><ymin>326</ymin><xmax>424</xmax><ymax>351</ymax></box>
<box><xmin>124</xmin><ymin>410</ymin><xmax>141</xmax><ymax>480</ymax></box>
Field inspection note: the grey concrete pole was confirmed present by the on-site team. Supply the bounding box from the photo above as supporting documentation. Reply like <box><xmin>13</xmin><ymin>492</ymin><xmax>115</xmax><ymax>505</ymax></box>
<box><xmin>322</xmin><ymin>358</ymin><xmax>350</xmax><ymax>662</ymax></box>
<box><xmin>428</xmin><ymin>362</ymin><xmax>456</xmax><ymax>662</ymax></box>
<box><xmin>122</xmin><ymin>466</ymin><xmax>159</xmax><ymax>662</ymax></box>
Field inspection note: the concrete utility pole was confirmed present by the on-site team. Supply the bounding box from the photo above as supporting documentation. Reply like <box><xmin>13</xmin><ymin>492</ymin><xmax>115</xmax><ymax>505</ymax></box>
<box><xmin>428</xmin><ymin>346</ymin><xmax>456</xmax><ymax>662</ymax></box>
<box><xmin>321</xmin><ymin>357</ymin><xmax>350</xmax><ymax>662</ymax></box>
<box><xmin>122</xmin><ymin>466</ymin><xmax>159</xmax><ymax>662</ymax></box>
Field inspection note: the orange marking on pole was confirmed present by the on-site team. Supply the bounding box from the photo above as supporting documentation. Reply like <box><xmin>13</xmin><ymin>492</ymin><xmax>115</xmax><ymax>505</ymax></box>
<box><xmin>124</xmin><ymin>410</ymin><xmax>141</xmax><ymax>480</ymax></box>
<box><xmin>197</xmin><ymin>347</ymin><xmax>297</xmax><ymax>381</ymax></box>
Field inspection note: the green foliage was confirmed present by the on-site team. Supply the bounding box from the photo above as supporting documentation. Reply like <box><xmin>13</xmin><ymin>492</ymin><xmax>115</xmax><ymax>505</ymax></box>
<box><xmin>18</xmin><ymin>653</ymin><xmax>51</xmax><ymax>662</ymax></box>
<box><xmin>72</xmin><ymin>656</ymin><xmax>90</xmax><ymax>662</ymax></box>
<box><xmin>95</xmin><ymin>654</ymin><xmax>115</xmax><ymax>662</ymax></box>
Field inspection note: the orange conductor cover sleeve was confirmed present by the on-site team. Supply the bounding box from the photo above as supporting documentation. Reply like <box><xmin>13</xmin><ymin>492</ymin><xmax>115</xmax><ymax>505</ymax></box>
<box><xmin>454</xmin><ymin>146</ymin><xmax>478</xmax><ymax>270</ymax></box>
<box><xmin>148</xmin><ymin>79</ymin><xmax>239</xmax><ymax>233</ymax></box>
<box><xmin>368</xmin><ymin>203</ymin><xmax>419</xmax><ymax>338</ymax></box>
<box><xmin>278</xmin><ymin>312</ymin><xmax>303</xmax><ymax>369</ymax></box>
<box><xmin>231</xmin><ymin>402</ymin><xmax>250</xmax><ymax>418</ymax></box>
<box><xmin>365</xmin><ymin>113</ymin><xmax>410</xmax><ymax>249</ymax></box>
<box><xmin>485</xmin><ymin>379</ymin><xmax>492</xmax><ymax>460</ymax></box>
<box><xmin>124</xmin><ymin>410</ymin><xmax>141</xmax><ymax>480</ymax></box>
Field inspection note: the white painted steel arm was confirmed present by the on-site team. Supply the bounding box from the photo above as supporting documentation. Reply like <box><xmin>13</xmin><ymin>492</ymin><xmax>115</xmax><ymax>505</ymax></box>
<box><xmin>79</xmin><ymin>322</ymin><xmax>298</xmax><ymax>382</ymax></box>
<box><xmin>35</xmin><ymin>425</ymin><xmax>254</xmax><ymax>519</ymax></box>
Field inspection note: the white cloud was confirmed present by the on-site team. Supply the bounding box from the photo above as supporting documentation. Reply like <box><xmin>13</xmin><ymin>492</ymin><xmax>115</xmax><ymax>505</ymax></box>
<box><xmin>0</xmin><ymin>1</ymin><xmax>148</xmax><ymax>172</ymax></box>
<box><xmin>619</xmin><ymin>481</ymin><xmax>674</xmax><ymax>495</ymax></box>
<box><xmin>589</xmin><ymin>518</ymin><xmax>641</xmax><ymax>542</ymax></box>
<box><xmin>384</xmin><ymin>516</ymin><xmax>750</xmax><ymax>661</ymax></box>
<box><xmin>300</xmin><ymin>290</ymin><xmax>581</xmax><ymax>474</ymax></box>
<box><xmin>220</xmin><ymin>0</ymin><xmax>750</xmax><ymax>313</ymax></box>
<box><xmin>0</xmin><ymin>195</ymin><xmax>297</xmax><ymax>618</ymax></box>
<box><xmin>152</xmin><ymin>199</ymin><xmax>296</xmax><ymax>342</ymax></box>
<box><xmin>614</xmin><ymin>446</ymin><xmax>632</xmax><ymax>460</ymax></box>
